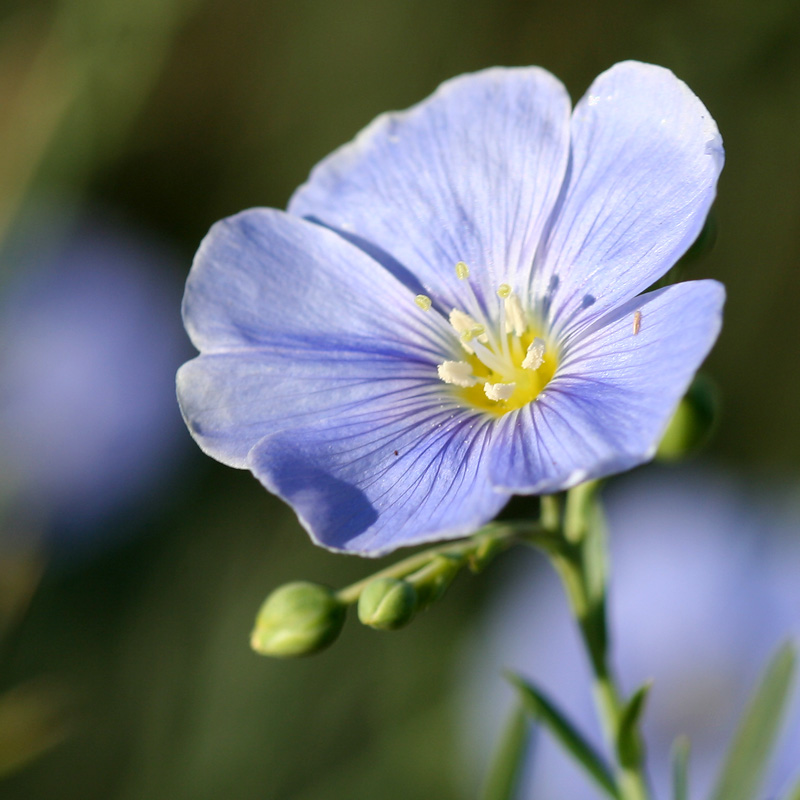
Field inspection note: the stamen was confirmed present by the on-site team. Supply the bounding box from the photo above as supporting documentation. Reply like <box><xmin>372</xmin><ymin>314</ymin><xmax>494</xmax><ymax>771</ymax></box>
<box><xmin>449</xmin><ymin>308</ymin><xmax>488</xmax><ymax>355</ymax></box>
<box><xmin>522</xmin><ymin>337</ymin><xmax>546</xmax><ymax>371</ymax></box>
<box><xmin>437</xmin><ymin>361</ymin><xmax>479</xmax><ymax>388</ymax></box>
<box><xmin>469</xmin><ymin>338</ymin><xmax>513</xmax><ymax>376</ymax></box>
<box><xmin>504</xmin><ymin>293</ymin><xmax>527</xmax><ymax>337</ymax></box>
<box><xmin>484</xmin><ymin>382</ymin><xmax>516</xmax><ymax>402</ymax></box>
<box><xmin>449</xmin><ymin>308</ymin><xmax>478</xmax><ymax>335</ymax></box>
<box><xmin>415</xmin><ymin>294</ymin><xmax>432</xmax><ymax>311</ymax></box>
<box><xmin>495</xmin><ymin>283</ymin><xmax>512</xmax><ymax>362</ymax></box>
<box><xmin>455</xmin><ymin>261</ymin><xmax>470</xmax><ymax>280</ymax></box>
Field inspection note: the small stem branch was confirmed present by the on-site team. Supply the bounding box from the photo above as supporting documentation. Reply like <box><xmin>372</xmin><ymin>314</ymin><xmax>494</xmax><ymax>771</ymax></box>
<box><xmin>336</xmin><ymin>520</ymin><xmax>545</xmax><ymax>606</ymax></box>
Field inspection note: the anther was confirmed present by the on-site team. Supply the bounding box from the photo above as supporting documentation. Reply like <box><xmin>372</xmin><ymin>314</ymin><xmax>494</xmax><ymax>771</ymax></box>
<box><xmin>415</xmin><ymin>294</ymin><xmax>432</xmax><ymax>311</ymax></box>
<box><xmin>484</xmin><ymin>382</ymin><xmax>516</xmax><ymax>402</ymax></box>
<box><xmin>455</xmin><ymin>261</ymin><xmax>470</xmax><ymax>280</ymax></box>
<box><xmin>438</xmin><ymin>361</ymin><xmax>479</xmax><ymax>388</ymax></box>
<box><xmin>497</xmin><ymin>283</ymin><xmax>512</xmax><ymax>299</ymax></box>
<box><xmin>522</xmin><ymin>337</ymin><xmax>546</xmax><ymax>371</ymax></box>
<box><xmin>504</xmin><ymin>293</ymin><xmax>527</xmax><ymax>337</ymax></box>
<box><xmin>449</xmin><ymin>308</ymin><xmax>477</xmax><ymax>335</ymax></box>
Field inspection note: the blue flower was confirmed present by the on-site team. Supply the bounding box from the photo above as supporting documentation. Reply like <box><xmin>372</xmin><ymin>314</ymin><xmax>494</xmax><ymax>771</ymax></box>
<box><xmin>177</xmin><ymin>61</ymin><xmax>725</xmax><ymax>556</ymax></box>
<box><xmin>0</xmin><ymin>212</ymin><xmax>189</xmax><ymax>553</ymax></box>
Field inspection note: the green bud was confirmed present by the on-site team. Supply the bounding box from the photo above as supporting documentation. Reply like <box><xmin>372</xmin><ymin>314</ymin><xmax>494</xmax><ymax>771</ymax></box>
<box><xmin>468</xmin><ymin>533</ymin><xmax>505</xmax><ymax>573</ymax></box>
<box><xmin>657</xmin><ymin>375</ymin><xmax>718</xmax><ymax>461</ymax></box>
<box><xmin>409</xmin><ymin>554</ymin><xmax>463</xmax><ymax>612</ymax></box>
<box><xmin>358</xmin><ymin>577</ymin><xmax>417</xmax><ymax>630</ymax></box>
<box><xmin>250</xmin><ymin>581</ymin><xmax>345</xmax><ymax>658</ymax></box>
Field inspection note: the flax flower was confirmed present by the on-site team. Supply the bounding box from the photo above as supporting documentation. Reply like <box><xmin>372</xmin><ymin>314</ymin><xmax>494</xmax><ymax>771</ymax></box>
<box><xmin>177</xmin><ymin>61</ymin><xmax>724</xmax><ymax>555</ymax></box>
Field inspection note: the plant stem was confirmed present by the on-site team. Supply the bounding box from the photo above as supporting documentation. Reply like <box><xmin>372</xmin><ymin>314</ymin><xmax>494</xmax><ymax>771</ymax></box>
<box><xmin>544</xmin><ymin>493</ymin><xmax>650</xmax><ymax>800</ymax></box>
<box><xmin>336</xmin><ymin>520</ymin><xmax>558</xmax><ymax>606</ymax></box>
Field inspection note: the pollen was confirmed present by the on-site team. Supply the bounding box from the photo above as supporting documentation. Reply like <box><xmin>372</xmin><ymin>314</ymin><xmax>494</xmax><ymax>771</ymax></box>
<box><xmin>438</xmin><ymin>360</ymin><xmax>479</xmax><ymax>387</ymax></box>
<box><xmin>484</xmin><ymin>382</ymin><xmax>515</xmax><ymax>402</ymax></box>
<box><xmin>428</xmin><ymin>274</ymin><xmax>558</xmax><ymax>416</ymax></box>
<box><xmin>521</xmin><ymin>338</ymin><xmax>546</xmax><ymax>370</ymax></box>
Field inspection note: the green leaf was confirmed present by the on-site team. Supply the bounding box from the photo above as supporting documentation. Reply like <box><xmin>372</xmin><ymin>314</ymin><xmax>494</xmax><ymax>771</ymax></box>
<box><xmin>617</xmin><ymin>681</ymin><xmax>652</xmax><ymax>769</ymax></box>
<box><xmin>480</xmin><ymin>703</ymin><xmax>531</xmax><ymax>800</ymax></box>
<box><xmin>671</xmin><ymin>736</ymin><xmax>690</xmax><ymax>800</ymax></box>
<box><xmin>508</xmin><ymin>673</ymin><xmax>619</xmax><ymax>799</ymax></box>
<box><xmin>710</xmin><ymin>642</ymin><xmax>797</xmax><ymax>800</ymax></box>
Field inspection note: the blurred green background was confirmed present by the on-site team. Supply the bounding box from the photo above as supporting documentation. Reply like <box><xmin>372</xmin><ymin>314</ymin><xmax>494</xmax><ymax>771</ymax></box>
<box><xmin>0</xmin><ymin>0</ymin><xmax>799</xmax><ymax>797</ymax></box>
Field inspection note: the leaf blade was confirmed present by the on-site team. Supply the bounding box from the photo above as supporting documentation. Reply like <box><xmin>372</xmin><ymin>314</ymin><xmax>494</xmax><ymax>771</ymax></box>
<box><xmin>480</xmin><ymin>703</ymin><xmax>532</xmax><ymax>800</ymax></box>
<box><xmin>617</xmin><ymin>681</ymin><xmax>652</xmax><ymax>769</ymax></box>
<box><xmin>671</xmin><ymin>735</ymin><xmax>690</xmax><ymax>800</ymax></box>
<box><xmin>508</xmin><ymin>672</ymin><xmax>619</xmax><ymax>799</ymax></box>
<box><xmin>710</xmin><ymin>642</ymin><xmax>797</xmax><ymax>800</ymax></box>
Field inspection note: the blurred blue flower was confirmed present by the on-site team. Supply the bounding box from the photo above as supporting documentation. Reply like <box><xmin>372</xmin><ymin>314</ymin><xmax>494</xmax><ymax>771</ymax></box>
<box><xmin>461</xmin><ymin>467</ymin><xmax>800</xmax><ymax>799</ymax></box>
<box><xmin>178</xmin><ymin>62</ymin><xmax>724</xmax><ymax>556</ymax></box>
<box><xmin>0</xmin><ymin>214</ymin><xmax>189</xmax><ymax>554</ymax></box>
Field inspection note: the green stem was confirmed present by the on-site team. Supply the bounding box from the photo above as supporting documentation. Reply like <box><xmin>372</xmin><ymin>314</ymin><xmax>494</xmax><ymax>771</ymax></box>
<box><xmin>543</xmin><ymin>495</ymin><xmax>650</xmax><ymax>800</ymax></box>
<box><xmin>336</xmin><ymin>520</ymin><xmax>560</xmax><ymax>606</ymax></box>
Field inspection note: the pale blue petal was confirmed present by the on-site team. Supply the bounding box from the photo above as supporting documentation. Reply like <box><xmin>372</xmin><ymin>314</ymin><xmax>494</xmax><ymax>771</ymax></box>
<box><xmin>177</xmin><ymin>350</ymin><xmax>441</xmax><ymax>468</ymax></box>
<box><xmin>182</xmin><ymin>207</ymin><xmax>454</xmax><ymax>358</ymax></box>
<box><xmin>489</xmin><ymin>280</ymin><xmax>724</xmax><ymax>492</ymax></box>
<box><xmin>248</xmin><ymin>401</ymin><xmax>507</xmax><ymax>556</ymax></box>
<box><xmin>178</xmin><ymin>208</ymin><xmax>459</xmax><ymax>466</ymax></box>
<box><xmin>289</xmin><ymin>67</ymin><xmax>571</xmax><ymax>314</ymax></box>
<box><xmin>529</xmin><ymin>62</ymin><xmax>724</xmax><ymax>341</ymax></box>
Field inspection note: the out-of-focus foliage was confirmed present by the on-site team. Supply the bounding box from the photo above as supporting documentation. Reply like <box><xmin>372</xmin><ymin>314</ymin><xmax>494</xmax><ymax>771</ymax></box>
<box><xmin>1</xmin><ymin>0</ymin><xmax>799</xmax><ymax>797</ymax></box>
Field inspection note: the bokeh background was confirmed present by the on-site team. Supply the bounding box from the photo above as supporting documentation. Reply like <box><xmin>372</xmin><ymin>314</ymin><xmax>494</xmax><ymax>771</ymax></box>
<box><xmin>0</xmin><ymin>0</ymin><xmax>799</xmax><ymax>798</ymax></box>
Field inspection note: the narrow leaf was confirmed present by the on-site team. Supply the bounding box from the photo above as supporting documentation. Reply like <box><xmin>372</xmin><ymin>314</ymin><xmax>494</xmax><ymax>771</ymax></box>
<box><xmin>710</xmin><ymin>642</ymin><xmax>797</xmax><ymax>800</ymax></box>
<box><xmin>480</xmin><ymin>703</ymin><xmax>531</xmax><ymax>800</ymax></box>
<box><xmin>508</xmin><ymin>673</ymin><xmax>619</xmax><ymax>799</ymax></box>
<box><xmin>671</xmin><ymin>735</ymin><xmax>690</xmax><ymax>800</ymax></box>
<box><xmin>617</xmin><ymin>681</ymin><xmax>652</xmax><ymax>768</ymax></box>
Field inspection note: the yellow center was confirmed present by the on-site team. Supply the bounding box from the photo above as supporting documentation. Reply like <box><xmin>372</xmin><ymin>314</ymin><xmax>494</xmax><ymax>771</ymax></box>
<box><xmin>417</xmin><ymin>262</ymin><xmax>559</xmax><ymax>417</ymax></box>
<box><xmin>459</xmin><ymin>328</ymin><xmax>558</xmax><ymax>415</ymax></box>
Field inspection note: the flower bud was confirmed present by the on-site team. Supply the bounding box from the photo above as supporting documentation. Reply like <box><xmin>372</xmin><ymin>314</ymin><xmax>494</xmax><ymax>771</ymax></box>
<box><xmin>410</xmin><ymin>554</ymin><xmax>463</xmax><ymax>612</ymax></box>
<box><xmin>358</xmin><ymin>577</ymin><xmax>417</xmax><ymax>630</ymax></box>
<box><xmin>657</xmin><ymin>375</ymin><xmax>718</xmax><ymax>461</ymax></box>
<box><xmin>250</xmin><ymin>581</ymin><xmax>345</xmax><ymax>657</ymax></box>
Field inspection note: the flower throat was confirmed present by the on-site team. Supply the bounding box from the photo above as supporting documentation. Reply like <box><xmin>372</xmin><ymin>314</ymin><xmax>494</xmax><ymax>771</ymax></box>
<box><xmin>415</xmin><ymin>262</ymin><xmax>557</xmax><ymax>416</ymax></box>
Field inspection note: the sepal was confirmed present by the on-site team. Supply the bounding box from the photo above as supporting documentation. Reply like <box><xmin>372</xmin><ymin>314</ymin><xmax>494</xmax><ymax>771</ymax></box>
<box><xmin>656</xmin><ymin>375</ymin><xmax>718</xmax><ymax>461</ymax></box>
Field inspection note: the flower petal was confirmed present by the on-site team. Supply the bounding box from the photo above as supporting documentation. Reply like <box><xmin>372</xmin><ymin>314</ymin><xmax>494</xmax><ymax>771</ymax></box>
<box><xmin>530</xmin><ymin>61</ymin><xmax>724</xmax><ymax>340</ymax></box>
<box><xmin>489</xmin><ymin>280</ymin><xmax>725</xmax><ymax>493</ymax></box>
<box><xmin>248</xmin><ymin>401</ymin><xmax>508</xmax><ymax>556</ymax></box>
<box><xmin>177</xmin><ymin>350</ymin><xmax>442</xmax><ymax>468</ymax></box>
<box><xmin>178</xmin><ymin>208</ymin><xmax>460</xmax><ymax>466</ymax></box>
<box><xmin>182</xmin><ymin>207</ymin><xmax>453</xmax><ymax>358</ymax></box>
<box><xmin>288</xmin><ymin>67</ymin><xmax>571</xmax><ymax>312</ymax></box>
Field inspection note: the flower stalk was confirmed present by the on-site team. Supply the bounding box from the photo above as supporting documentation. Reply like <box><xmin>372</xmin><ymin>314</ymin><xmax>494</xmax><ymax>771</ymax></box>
<box><xmin>335</xmin><ymin>521</ymin><xmax>553</xmax><ymax>607</ymax></box>
<box><xmin>533</xmin><ymin>487</ymin><xmax>651</xmax><ymax>800</ymax></box>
